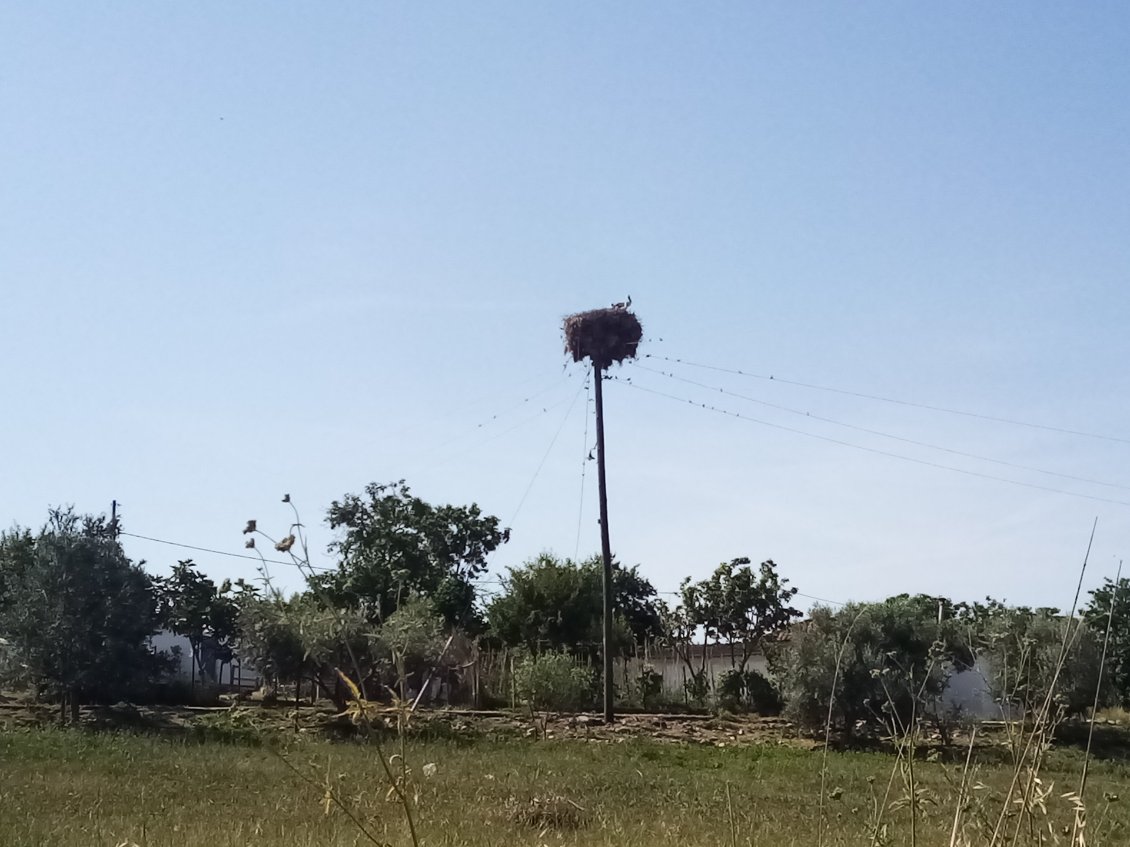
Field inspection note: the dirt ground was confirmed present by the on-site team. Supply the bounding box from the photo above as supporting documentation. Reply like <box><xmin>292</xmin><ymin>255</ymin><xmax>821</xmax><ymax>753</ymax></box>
<box><xmin>7</xmin><ymin>690</ymin><xmax>1128</xmax><ymax>760</ymax></box>
<box><xmin>0</xmin><ymin>690</ymin><xmax>810</xmax><ymax>748</ymax></box>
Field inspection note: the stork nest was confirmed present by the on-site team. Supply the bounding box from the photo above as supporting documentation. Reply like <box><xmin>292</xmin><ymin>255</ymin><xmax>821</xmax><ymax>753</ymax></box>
<box><xmin>563</xmin><ymin>308</ymin><xmax>643</xmax><ymax>369</ymax></box>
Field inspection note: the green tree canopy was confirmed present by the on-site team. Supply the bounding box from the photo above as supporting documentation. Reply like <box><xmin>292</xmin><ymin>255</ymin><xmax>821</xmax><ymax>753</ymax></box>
<box><xmin>1085</xmin><ymin>577</ymin><xmax>1130</xmax><ymax>708</ymax></box>
<box><xmin>0</xmin><ymin>509</ymin><xmax>165</xmax><ymax>720</ymax></box>
<box><xmin>772</xmin><ymin>594</ymin><xmax>975</xmax><ymax>735</ymax></box>
<box><xmin>967</xmin><ymin>599</ymin><xmax>1107</xmax><ymax>718</ymax></box>
<box><xmin>659</xmin><ymin>558</ymin><xmax>800</xmax><ymax>704</ymax></box>
<box><xmin>157</xmin><ymin>560</ymin><xmax>243</xmax><ymax>682</ymax></box>
<box><xmin>486</xmin><ymin>553</ymin><xmax>662</xmax><ymax>658</ymax></box>
<box><xmin>312</xmin><ymin>481</ymin><xmax>506</xmax><ymax>629</ymax></box>
<box><xmin>689</xmin><ymin>558</ymin><xmax>801</xmax><ymax>672</ymax></box>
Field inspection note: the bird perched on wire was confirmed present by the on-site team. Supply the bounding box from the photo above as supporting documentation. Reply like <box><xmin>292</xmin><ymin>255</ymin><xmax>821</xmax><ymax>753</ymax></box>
<box><xmin>611</xmin><ymin>295</ymin><xmax>632</xmax><ymax>309</ymax></box>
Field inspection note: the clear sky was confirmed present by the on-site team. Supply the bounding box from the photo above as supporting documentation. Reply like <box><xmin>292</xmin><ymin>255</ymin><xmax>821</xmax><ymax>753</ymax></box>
<box><xmin>3</xmin><ymin>4</ymin><xmax>1129</xmax><ymax>612</ymax></box>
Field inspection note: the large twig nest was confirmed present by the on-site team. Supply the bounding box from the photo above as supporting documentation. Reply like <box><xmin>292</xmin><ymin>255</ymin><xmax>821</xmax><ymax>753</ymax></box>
<box><xmin>563</xmin><ymin>307</ymin><xmax>643</xmax><ymax>369</ymax></box>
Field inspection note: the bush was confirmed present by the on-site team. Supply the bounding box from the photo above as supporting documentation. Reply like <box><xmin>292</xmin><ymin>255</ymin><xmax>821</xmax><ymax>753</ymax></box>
<box><xmin>771</xmin><ymin>596</ymin><xmax>974</xmax><ymax>735</ymax></box>
<box><xmin>717</xmin><ymin>669</ymin><xmax>781</xmax><ymax>715</ymax></box>
<box><xmin>635</xmin><ymin>664</ymin><xmax>664</xmax><ymax>710</ymax></box>
<box><xmin>514</xmin><ymin>653</ymin><xmax>594</xmax><ymax>713</ymax></box>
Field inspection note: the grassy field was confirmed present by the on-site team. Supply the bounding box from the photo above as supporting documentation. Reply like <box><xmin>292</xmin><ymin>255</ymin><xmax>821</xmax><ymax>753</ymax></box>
<box><xmin>3</xmin><ymin>725</ymin><xmax>1130</xmax><ymax>847</ymax></box>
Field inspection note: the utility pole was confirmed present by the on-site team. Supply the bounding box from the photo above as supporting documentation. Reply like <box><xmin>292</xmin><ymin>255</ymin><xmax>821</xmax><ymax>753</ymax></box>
<box><xmin>593</xmin><ymin>364</ymin><xmax>615</xmax><ymax>724</ymax></box>
<box><xmin>562</xmin><ymin>302</ymin><xmax>642</xmax><ymax>725</ymax></box>
<box><xmin>110</xmin><ymin>500</ymin><xmax>120</xmax><ymax>539</ymax></box>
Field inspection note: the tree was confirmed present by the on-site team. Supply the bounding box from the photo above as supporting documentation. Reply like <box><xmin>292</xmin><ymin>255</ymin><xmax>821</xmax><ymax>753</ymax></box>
<box><xmin>158</xmin><ymin>560</ymin><xmax>241</xmax><ymax>684</ymax></box>
<box><xmin>0</xmin><ymin>509</ymin><xmax>165</xmax><ymax>722</ymax></box>
<box><xmin>514</xmin><ymin>652</ymin><xmax>595</xmax><ymax>714</ymax></box>
<box><xmin>970</xmin><ymin>600</ymin><xmax>1108</xmax><ymax>719</ymax></box>
<box><xmin>377</xmin><ymin>595</ymin><xmax>446</xmax><ymax>702</ymax></box>
<box><xmin>237</xmin><ymin>594</ymin><xmax>310</xmax><ymax>693</ymax></box>
<box><xmin>1085</xmin><ymin>577</ymin><xmax>1130</xmax><ymax>707</ymax></box>
<box><xmin>0</xmin><ymin>526</ymin><xmax>35</xmax><ymax>613</ymax></box>
<box><xmin>771</xmin><ymin>595</ymin><xmax>974</xmax><ymax>736</ymax></box>
<box><xmin>486</xmin><ymin>553</ymin><xmax>661</xmax><ymax>659</ymax></box>
<box><xmin>238</xmin><ymin>592</ymin><xmax>379</xmax><ymax>710</ymax></box>
<box><xmin>658</xmin><ymin>586</ymin><xmax>711</xmax><ymax>704</ymax></box>
<box><xmin>696</xmin><ymin>558</ymin><xmax>801</xmax><ymax>673</ymax></box>
<box><xmin>314</xmin><ymin>481</ymin><xmax>506</xmax><ymax>629</ymax></box>
<box><xmin>661</xmin><ymin>558</ymin><xmax>800</xmax><ymax>706</ymax></box>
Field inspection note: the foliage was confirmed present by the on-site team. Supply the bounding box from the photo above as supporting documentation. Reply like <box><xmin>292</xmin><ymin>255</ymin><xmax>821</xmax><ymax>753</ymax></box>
<box><xmin>0</xmin><ymin>526</ymin><xmax>35</xmax><ymax>613</ymax></box>
<box><xmin>691</xmin><ymin>558</ymin><xmax>802</xmax><ymax>672</ymax></box>
<box><xmin>513</xmin><ymin>652</ymin><xmax>594</xmax><ymax>713</ymax></box>
<box><xmin>238</xmin><ymin>592</ymin><xmax>384</xmax><ymax>708</ymax></box>
<box><xmin>1085</xmin><ymin>577</ymin><xmax>1130</xmax><ymax>708</ymax></box>
<box><xmin>377</xmin><ymin>595</ymin><xmax>446</xmax><ymax>700</ymax></box>
<box><xmin>967</xmin><ymin>599</ymin><xmax>1109</xmax><ymax>719</ymax></box>
<box><xmin>234</xmin><ymin>594</ymin><xmax>309</xmax><ymax>689</ymax></box>
<box><xmin>157</xmin><ymin>560</ymin><xmax>245</xmax><ymax>682</ymax></box>
<box><xmin>660</xmin><ymin>558</ymin><xmax>800</xmax><ymax>704</ymax></box>
<box><xmin>772</xmin><ymin>595</ymin><xmax>974</xmax><ymax>734</ymax></box>
<box><xmin>314</xmin><ymin>480</ymin><xmax>506</xmax><ymax>629</ymax></box>
<box><xmin>634</xmin><ymin>663</ymin><xmax>664</xmax><ymax>710</ymax></box>
<box><xmin>717</xmin><ymin>668</ymin><xmax>782</xmax><ymax>715</ymax></box>
<box><xmin>657</xmin><ymin>597</ymin><xmax>710</xmax><ymax>704</ymax></box>
<box><xmin>0</xmin><ymin>509</ymin><xmax>166</xmax><ymax>714</ymax></box>
<box><xmin>486</xmin><ymin>553</ymin><xmax>661</xmax><ymax>659</ymax></box>
<box><xmin>238</xmin><ymin>590</ymin><xmax>449</xmax><ymax>708</ymax></box>
<box><xmin>379</xmin><ymin>596</ymin><xmax>445</xmax><ymax>668</ymax></box>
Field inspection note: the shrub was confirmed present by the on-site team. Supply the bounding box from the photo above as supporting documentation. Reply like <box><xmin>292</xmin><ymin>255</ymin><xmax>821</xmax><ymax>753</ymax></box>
<box><xmin>771</xmin><ymin>596</ymin><xmax>974</xmax><ymax>735</ymax></box>
<box><xmin>635</xmin><ymin>664</ymin><xmax>664</xmax><ymax>710</ymax></box>
<box><xmin>513</xmin><ymin>652</ymin><xmax>594</xmax><ymax>713</ymax></box>
<box><xmin>717</xmin><ymin>669</ymin><xmax>781</xmax><ymax>715</ymax></box>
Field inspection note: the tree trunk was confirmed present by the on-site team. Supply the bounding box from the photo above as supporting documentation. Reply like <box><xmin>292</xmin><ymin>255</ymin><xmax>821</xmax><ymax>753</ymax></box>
<box><xmin>70</xmin><ymin>688</ymin><xmax>79</xmax><ymax>725</ymax></box>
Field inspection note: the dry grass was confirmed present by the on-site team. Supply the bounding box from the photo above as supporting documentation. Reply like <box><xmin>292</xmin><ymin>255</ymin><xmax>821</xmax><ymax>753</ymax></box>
<box><xmin>1095</xmin><ymin>707</ymin><xmax>1130</xmax><ymax>726</ymax></box>
<box><xmin>4</xmin><ymin>727</ymin><xmax>1130</xmax><ymax>846</ymax></box>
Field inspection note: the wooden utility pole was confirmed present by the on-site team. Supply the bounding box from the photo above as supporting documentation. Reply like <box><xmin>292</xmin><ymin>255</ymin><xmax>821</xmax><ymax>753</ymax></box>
<box><xmin>593</xmin><ymin>364</ymin><xmax>615</xmax><ymax>723</ymax></box>
<box><xmin>562</xmin><ymin>303</ymin><xmax>642</xmax><ymax>725</ymax></box>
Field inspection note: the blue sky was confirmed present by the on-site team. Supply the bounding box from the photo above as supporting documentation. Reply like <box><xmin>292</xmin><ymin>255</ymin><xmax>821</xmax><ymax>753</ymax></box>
<box><xmin>3</xmin><ymin>4</ymin><xmax>1129</xmax><ymax>611</ymax></box>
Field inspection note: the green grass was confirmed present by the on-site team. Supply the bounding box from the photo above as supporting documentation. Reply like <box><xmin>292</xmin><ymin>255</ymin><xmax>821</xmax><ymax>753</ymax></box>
<box><xmin>3</xmin><ymin>728</ymin><xmax>1130</xmax><ymax>846</ymax></box>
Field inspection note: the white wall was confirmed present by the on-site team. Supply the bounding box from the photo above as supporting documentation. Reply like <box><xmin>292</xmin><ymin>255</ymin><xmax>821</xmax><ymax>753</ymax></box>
<box><xmin>624</xmin><ymin>649</ymin><xmax>771</xmax><ymax>704</ymax></box>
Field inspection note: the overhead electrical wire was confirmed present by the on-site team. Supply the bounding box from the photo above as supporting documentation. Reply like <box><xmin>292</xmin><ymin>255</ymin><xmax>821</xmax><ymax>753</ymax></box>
<box><xmin>123</xmin><ymin>533</ymin><xmax>849</xmax><ymax>610</ymax></box>
<box><xmin>610</xmin><ymin>376</ymin><xmax>1130</xmax><ymax>509</ymax></box>
<box><xmin>574</xmin><ymin>366</ymin><xmax>593</xmax><ymax>560</ymax></box>
<box><xmin>632</xmin><ymin>362</ymin><xmax>1130</xmax><ymax>492</ymax></box>
<box><xmin>392</xmin><ymin>374</ymin><xmax>577</xmax><ymax>471</ymax></box>
<box><xmin>119</xmin><ymin>531</ymin><xmax>336</xmax><ymax>572</ymax></box>
<box><xmin>124</xmin><ymin>531</ymin><xmax>524</xmax><ymax>590</ymax></box>
<box><xmin>646</xmin><ymin>353</ymin><xmax>1130</xmax><ymax>446</ymax></box>
<box><xmin>506</xmin><ymin>378</ymin><xmax>588</xmax><ymax>529</ymax></box>
<box><xmin>416</xmin><ymin>393</ymin><xmax>576</xmax><ymax>473</ymax></box>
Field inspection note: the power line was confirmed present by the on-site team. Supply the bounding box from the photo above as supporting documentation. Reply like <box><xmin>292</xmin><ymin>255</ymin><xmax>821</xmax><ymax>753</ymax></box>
<box><xmin>574</xmin><ymin>366</ymin><xmax>593</xmax><ymax>560</ymax></box>
<box><xmin>612</xmin><ymin>377</ymin><xmax>1130</xmax><ymax>509</ymax></box>
<box><xmin>506</xmin><ymin>379</ymin><xmax>587</xmax><ymax>528</ymax></box>
<box><xmin>123</xmin><ymin>530</ymin><xmax>525</xmax><ymax>592</ymax></box>
<box><xmin>120</xmin><ymin>531</ymin><xmax>337</xmax><ymax>572</ymax></box>
<box><xmin>632</xmin><ymin>362</ymin><xmax>1130</xmax><ymax>492</ymax></box>
<box><xmin>416</xmin><ymin>393</ymin><xmax>576</xmax><ymax>474</ymax></box>
<box><xmin>647</xmin><ymin>353</ymin><xmax>1130</xmax><ymax>446</ymax></box>
<box><xmin>125</xmin><ymin>529</ymin><xmax>853</xmax><ymax>612</ymax></box>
